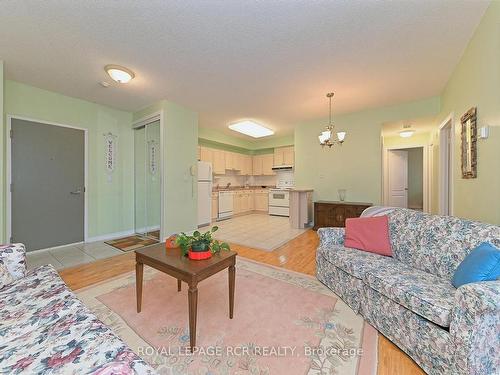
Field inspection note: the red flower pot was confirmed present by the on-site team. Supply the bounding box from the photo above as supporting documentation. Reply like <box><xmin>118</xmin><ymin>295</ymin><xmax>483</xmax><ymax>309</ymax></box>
<box><xmin>188</xmin><ymin>250</ymin><xmax>212</xmax><ymax>260</ymax></box>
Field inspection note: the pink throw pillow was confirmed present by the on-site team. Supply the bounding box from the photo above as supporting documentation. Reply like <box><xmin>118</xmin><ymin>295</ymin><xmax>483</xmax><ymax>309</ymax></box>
<box><xmin>344</xmin><ymin>216</ymin><xmax>392</xmax><ymax>256</ymax></box>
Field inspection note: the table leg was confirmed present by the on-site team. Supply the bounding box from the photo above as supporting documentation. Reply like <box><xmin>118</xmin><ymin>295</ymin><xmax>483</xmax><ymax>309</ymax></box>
<box><xmin>188</xmin><ymin>282</ymin><xmax>198</xmax><ymax>351</ymax></box>
<box><xmin>136</xmin><ymin>262</ymin><xmax>143</xmax><ymax>313</ymax></box>
<box><xmin>229</xmin><ymin>264</ymin><xmax>235</xmax><ymax>319</ymax></box>
<box><xmin>177</xmin><ymin>279</ymin><xmax>182</xmax><ymax>292</ymax></box>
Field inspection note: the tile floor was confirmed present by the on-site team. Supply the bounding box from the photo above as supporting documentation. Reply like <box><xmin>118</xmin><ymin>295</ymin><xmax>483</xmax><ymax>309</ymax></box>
<box><xmin>26</xmin><ymin>241</ymin><xmax>123</xmax><ymax>271</ymax></box>
<box><xmin>211</xmin><ymin>213</ymin><xmax>307</xmax><ymax>251</ymax></box>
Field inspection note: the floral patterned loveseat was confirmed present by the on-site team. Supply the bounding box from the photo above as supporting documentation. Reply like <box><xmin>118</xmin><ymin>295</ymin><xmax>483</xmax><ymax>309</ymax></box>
<box><xmin>316</xmin><ymin>208</ymin><xmax>500</xmax><ymax>375</ymax></box>
<box><xmin>0</xmin><ymin>243</ymin><xmax>156</xmax><ymax>374</ymax></box>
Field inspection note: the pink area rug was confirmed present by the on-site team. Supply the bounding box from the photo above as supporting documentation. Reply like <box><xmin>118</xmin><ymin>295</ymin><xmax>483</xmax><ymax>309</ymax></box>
<box><xmin>77</xmin><ymin>259</ymin><xmax>377</xmax><ymax>375</ymax></box>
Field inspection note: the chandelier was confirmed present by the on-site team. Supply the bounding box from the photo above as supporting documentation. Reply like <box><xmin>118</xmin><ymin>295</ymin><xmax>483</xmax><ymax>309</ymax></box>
<box><xmin>318</xmin><ymin>92</ymin><xmax>346</xmax><ymax>148</ymax></box>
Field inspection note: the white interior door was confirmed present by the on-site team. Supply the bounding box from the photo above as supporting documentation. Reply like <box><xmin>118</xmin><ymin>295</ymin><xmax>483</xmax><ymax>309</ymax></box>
<box><xmin>388</xmin><ymin>150</ymin><xmax>408</xmax><ymax>208</ymax></box>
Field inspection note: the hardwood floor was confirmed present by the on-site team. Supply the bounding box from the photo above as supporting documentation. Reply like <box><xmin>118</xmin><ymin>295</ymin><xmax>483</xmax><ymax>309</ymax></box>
<box><xmin>59</xmin><ymin>229</ymin><xmax>424</xmax><ymax>375</ymax></box>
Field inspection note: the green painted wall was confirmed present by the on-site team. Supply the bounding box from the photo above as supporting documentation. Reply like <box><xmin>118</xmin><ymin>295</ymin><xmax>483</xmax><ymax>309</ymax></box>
<box><xmin>0</xmin><ymin>62</ymin><xmax>4</xmax><ymax>242</ymax></box>
<box><xmin>198</xmin><ymin>127</ymin><xmax>254</xmax><ymax>149</ymax></box>
<box><xmin>383</xmin><ymin>132</ymin><xmax>431</xmax><ymax>148</ymax></box>
<box><xmin>198</xmin><ymin>126</ymin><xmax>293</xmax><ymax>151</ymax></box>
<box><xmin>3</xmin><ymin>80</ymin><xmax>134</xmax><ymax>240</ymax></box>
<box><xmin>198</xmin><ymin>138</ymin><xmax>253</xmax><ymax>155</ymax></box>
<box><xmin>432</xmin><ymin>1</ymin><xmax>500</xmax><ymax>224</ymax></box>
<box><xmin>134</xmin><ymin>100</ymin><xmax>198</xmax><ymax>237</ymax></box>
<box><xmin>295</xmin><ymin>96</ymin><xmax>440</xmax><ymax>204</ymax></box>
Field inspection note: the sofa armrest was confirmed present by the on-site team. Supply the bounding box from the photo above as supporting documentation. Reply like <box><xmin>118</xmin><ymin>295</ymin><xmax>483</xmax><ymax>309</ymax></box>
<box><xmin>0</xmin><ymin>243</ymin><xmax>27</xmax><ymax>280</ymax></box>
<box><xmin>317</xmin><ymin>227</ymin><xmax>345</xmax><ymax>247</ymax></box>
<box><xmin>450</xmin><ymin>280</ymin><xmax>500</xmax><ymax>375</ymax></box>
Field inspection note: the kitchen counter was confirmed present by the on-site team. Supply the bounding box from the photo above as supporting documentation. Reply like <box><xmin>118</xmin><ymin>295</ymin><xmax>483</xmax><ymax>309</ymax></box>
<box><xmin>289</xmin><ymin>189</ymin><xmax>314</xmax><ymax>229</ymax></box>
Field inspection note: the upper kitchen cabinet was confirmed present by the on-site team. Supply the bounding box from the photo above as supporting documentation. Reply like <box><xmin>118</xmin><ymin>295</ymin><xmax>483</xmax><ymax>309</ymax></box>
<box><xmin>224</xmin><ymin>151</ymin><xmax>234</xmax><ymax>170</ymax></box>
<box><xmin>243</xmin><ymin>155</ymin><xmax>252</xmax><ymax>175</ymax></box>
<box><xmin>212</xmin><ymin>149</ymin><xmax>226</xmax><ymax>174</ymax></box>
<box><xmin>262</xmin><ymin>154</ymin><xmax>275</xmax><ymax>175</ymax></box>
<box><xmin>252</xmin><ymin>155</ymin><xmax>263</xmax><ymax>175</ymax></box>
<box><xmin>200</xmin><ymin>146</ymin><xmax>213</xmax><ymax>163</ymax></box>
<box><xmin>252</xmin><ymin>154</ymin><xmax>274</xmax><ymax>175</ymax></box>
<box><xmin>274</xmin><ymin>146</ymin><xmax>294</xmax><ymax>166</ymax></box>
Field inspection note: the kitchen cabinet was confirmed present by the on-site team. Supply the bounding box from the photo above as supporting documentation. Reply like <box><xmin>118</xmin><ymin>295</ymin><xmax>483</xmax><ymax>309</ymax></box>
<box><xmin>242</xmin><ymin>155</ymin><xmax>252</xmax><ymax>175</ymax></box>
<box><xmin>233</xmin><ymin>192</ymin><xmax>241</xmax><ymax>214</ymax></box>
<box><xmin>252</xmin><ymin>154</ymin><xmax>274</xmax><ymax>176</ymax></box>
<box><xmin>197</xmin><ymin>144</ymin><xmax>283</xmax><ymax>176</ymax></box>
<box><xmin>254</xmin><ymin>189</ymin><xmax>269</xmax><ymax>212</ymax></box>
<box><xmin>234</xmin><ymin>153</ymin><xmax>243</xmax><ymax>171</ymax></box>
<box><xmin>247</xmin><ymin>190</ymin><xmax>254</xmax><ymax>210</ymax></box>
<box><xmin>274</xmin><ymin>146</ymin><xmax>294</xmax><ymax>166</ymax></box>
<box><xmin>224</xmin><ymin>151</ymin><xmax>233</xmax><ymax>170</ymax></box>
<box><xmin>200</xmin><ymin>147</ymin><xmax>212</xmax><ymax>163</ymax></box>
<box><xmin>262</xmin><ymin>154</ymin><xmax>275</xmax><ymax>175</ymax></box>
<box><xmin>252</xmin><ymin>155</ymin><xmax>262</xmax><ymax>175</ymax></box>
<box><xmin>212</xmin><ymin>149</ymin><xmax>226</xmax><ymax>175</ymax></box>
<box><xmin>211</xmin><ymin>193</ymin><xmax>218</xmax><ymax>220</ymax></box>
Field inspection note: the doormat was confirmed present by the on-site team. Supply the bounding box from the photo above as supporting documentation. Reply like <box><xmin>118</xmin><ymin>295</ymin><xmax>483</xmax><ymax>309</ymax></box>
<box><xmin>105</xmin><ymin>235</ymin><xmax>159</xmax><ymax>252</ymax></box>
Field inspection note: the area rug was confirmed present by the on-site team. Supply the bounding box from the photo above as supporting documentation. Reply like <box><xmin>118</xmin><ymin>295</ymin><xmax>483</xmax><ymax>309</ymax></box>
<box><xmin>77</xmin><ymin>259</ymin><xmax>377</xmax><ymax>375</ymax></box>
<box><xmin>105</xmin><ymin>234</ymin><xmax>159</xmax><ymax>252</ymax></box>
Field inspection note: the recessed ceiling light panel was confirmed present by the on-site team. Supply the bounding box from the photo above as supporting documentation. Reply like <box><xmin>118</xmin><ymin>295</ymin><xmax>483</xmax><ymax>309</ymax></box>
<box><xmin>105</xmin><ymin>64</ymin><xmax>135</xmax><ymax>83</ymax></box>
<box><xmin>229</xmin><ymin>120</ymin><xmax>274</xmax><ymax>138</ymax></box>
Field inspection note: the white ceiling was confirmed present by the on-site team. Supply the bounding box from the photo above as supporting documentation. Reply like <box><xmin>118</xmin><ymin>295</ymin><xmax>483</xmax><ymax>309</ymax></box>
<box><xmin>0</xmin><ymin>0</ymin><xmax>489</xmax><ymax>138</ymax></box>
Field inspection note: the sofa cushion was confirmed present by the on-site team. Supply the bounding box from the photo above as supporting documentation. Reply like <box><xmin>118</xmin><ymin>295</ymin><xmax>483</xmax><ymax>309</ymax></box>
<box><xmin>317</xmin><ymin>244</ymin><xmax>395</xmax><ymax>279</ymax></box>
<box><xmin>0</xmin><ymin>263</ymin><xmax>14</xmax><ymax>289</ymax></box>
<box><xmin>387</xmin><ymin>208</ymin><xmax>500</xmax><ymax>281</ymax></box>
<box><xmin>452</xmin><ymin>242</ymin><xmax>500</xmax><ymax>288</ymax></box>
<box><xmin>0</xmin><ymin>243</ymin><xmax>27</xmax><ymax>280</ymax></box>
<box><xmin>363</xmin><ymin>262</ymin><xmax>456</xmax><ymax>327</ymax></box>
<box><xmin>345</xmin><ymin>215</ymin><xmax>392</xmax><ymax>256</ymax></box>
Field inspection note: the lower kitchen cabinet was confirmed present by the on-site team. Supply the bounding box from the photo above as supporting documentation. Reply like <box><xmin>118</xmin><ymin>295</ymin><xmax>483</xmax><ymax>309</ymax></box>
<box><xmin>254</xmin><ymin>190</ymin><xmax>269</xmax><ymax>212</ymax></box>
<box><xmin>211</xmin><ymin>193</ymin><xmax>218</xmax><ymax>220</ymax></box>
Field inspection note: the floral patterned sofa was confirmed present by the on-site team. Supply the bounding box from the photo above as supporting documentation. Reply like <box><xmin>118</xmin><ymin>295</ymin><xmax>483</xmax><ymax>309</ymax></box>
<box><xmin>0</xmin><ymin>243</ymin><xmax>156</xmax><ymax>374</ymax></box>
<box><xmin>316</xmin><ymin>208</ymin><xmax>500</xmax><ymax>375</ymax></box>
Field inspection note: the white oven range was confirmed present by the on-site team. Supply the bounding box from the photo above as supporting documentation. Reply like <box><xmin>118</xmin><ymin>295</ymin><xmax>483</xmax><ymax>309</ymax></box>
<box><xmin>268</xmin><ymin>189</ymin><xmax>290</xmax><ymax>217</ymax></box>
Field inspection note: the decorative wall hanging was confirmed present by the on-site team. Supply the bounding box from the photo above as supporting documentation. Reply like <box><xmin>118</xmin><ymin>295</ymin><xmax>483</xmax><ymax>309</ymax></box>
<box><xmin>148</xmin><ymin>140</ymin><xmax>157</xmax><ymax>175</ymax></box>
<box><xmin>104</xmin><ymin>132</ymin><xmax>118</xmax><ymax>182</ymax></box>
<box><xmin>460</xmin><ymin>107</ymin><xmax>477</xmax><ymax>179</ymax></box>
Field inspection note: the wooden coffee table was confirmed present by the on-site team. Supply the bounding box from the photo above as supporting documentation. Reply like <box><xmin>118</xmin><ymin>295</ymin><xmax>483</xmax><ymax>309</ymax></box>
<box><xmin>135</xmin><ymin>244</ymin><xmax>237</xmax><ymax>350</ymax></box>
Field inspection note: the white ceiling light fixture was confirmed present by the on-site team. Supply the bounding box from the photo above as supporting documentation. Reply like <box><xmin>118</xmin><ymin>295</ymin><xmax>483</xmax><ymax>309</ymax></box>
<box><xmin>105</xmin><ymin>64</ymin><xmax>135</xmax><ymax>83</ymax></box>
<box><xmin>229</xmin><ymin>120</ymin><xmax>274</xmax><ymax>138</ymax></box>
<box><xmin>399</xmin><ymin>124</ymin><xmax>415</xmax><ymax>138</ymax></box>
<box><xmin>318</xmin><ymin>92</ymin><xmax>346</xmax><ymax>148</ymax></box>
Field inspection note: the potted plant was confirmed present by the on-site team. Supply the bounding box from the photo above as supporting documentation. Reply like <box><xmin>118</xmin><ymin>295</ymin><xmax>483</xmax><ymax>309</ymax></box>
<box><xmin>175</xmin><ymin>226</ymin><xmax>230</xmax><ymax>260</ymax></box>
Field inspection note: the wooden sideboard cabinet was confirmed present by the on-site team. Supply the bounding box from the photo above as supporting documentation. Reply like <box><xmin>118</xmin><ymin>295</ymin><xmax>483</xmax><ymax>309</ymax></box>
<box><xmin>313</xmin><ymin>201</ymin><xmax>372</xmax><ymax>229</ymax></box>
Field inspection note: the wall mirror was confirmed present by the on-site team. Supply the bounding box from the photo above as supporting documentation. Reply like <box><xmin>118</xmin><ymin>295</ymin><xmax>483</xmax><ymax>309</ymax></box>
<box><xmin>460</xmin><ymin>107</ymin><xmax>477</xmax><ymax>179</ymax></box>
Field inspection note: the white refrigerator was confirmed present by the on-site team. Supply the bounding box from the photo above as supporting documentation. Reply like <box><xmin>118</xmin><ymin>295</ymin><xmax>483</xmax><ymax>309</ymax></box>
<box><xmin>197</xmin><ymin>161</ymin><xmax>213</xmax><ymax>227</ymax></box>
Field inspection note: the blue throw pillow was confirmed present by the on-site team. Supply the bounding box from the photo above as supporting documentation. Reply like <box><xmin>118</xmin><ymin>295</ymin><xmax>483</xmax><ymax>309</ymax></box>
<box><xmin>452</xmin><ymin>242</ymin><xmax>500</xmax><ymax>288</ymax></box>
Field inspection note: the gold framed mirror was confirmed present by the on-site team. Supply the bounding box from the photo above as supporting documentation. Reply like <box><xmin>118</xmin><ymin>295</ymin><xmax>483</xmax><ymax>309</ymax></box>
<box><xmin>460</xmin><ymin>107</ymin><xmax>477</xmax><ymax>179</ymax></box>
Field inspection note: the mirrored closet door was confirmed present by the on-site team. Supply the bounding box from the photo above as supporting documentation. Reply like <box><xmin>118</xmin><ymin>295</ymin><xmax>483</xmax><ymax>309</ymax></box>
<box><xmin>134</xmin><ymin>120</ymin><xmax>161</xmax><ymax>240</ymax></box>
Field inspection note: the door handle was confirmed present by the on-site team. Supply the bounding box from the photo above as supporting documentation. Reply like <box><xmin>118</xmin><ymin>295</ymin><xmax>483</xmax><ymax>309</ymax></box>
<box><xmin>70</xmin><ymin>189</ymin><xmax>82</xmax><ymax>195</ymax></box>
